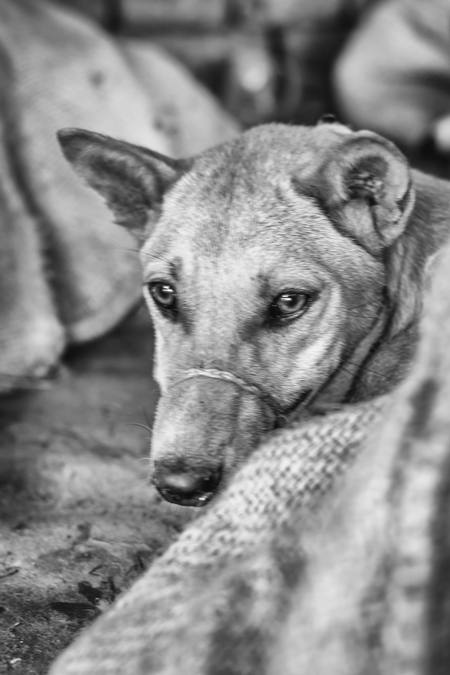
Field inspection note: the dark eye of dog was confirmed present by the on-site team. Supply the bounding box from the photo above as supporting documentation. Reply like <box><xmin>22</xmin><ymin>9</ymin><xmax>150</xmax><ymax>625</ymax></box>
<box><xmin>148</xmin><ymin>282</ymin><xmax>177</xmax><ymax>312</ymax></box>
<box><xmin>269</xmin><ymin>292</ymin><xmax>309</xmax><ymax>321</ymax></box>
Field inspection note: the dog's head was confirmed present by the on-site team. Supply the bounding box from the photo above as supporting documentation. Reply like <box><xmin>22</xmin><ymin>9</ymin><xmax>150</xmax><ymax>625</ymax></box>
<box><xmin>58</xmin><ymin>123</ymin><xmax>415</xmax><ymax>506</ymax></box>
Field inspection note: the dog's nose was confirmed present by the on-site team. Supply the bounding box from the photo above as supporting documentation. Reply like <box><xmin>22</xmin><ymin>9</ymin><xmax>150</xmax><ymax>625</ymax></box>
<box><xmin>154</xmin><ymin>465</ymin><xmax>222</xmax><ymax>507</ymax></box>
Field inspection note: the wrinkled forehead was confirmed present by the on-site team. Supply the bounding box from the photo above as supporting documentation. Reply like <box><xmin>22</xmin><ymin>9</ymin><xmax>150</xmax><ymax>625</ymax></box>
<box><xmin>142</xmin><ymin>167</ymin><xmax>376</xmax><ymax>288</ymax></box>
<box><xmin>144</xmin><ymin>124</ymin><xmax>353</xmax><ymax>264</ymax></box>
<box><xmin>158</xmin><ymin>170</ymin><xmax>322</xmax><ymax>250</ymax></box>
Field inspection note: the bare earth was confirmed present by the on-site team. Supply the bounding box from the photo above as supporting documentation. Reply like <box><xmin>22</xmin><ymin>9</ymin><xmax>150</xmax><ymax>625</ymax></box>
<box><xmin>0</xmin><ymin>306</ymin><xmax>194</xmax><ymax>675</ymax></box>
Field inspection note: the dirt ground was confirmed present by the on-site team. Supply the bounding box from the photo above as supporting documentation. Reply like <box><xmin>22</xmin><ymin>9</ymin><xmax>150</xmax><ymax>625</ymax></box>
<box><xmin>0</xmin><ymin>305</ymin><xmax>194</xmax><ymax>675</ymax></box>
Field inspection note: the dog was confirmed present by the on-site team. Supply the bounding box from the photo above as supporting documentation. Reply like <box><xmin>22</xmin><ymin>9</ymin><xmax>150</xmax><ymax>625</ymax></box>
<box><xmin>57</xmin><ymin>121</ymin><xmax>450</xmax><ymax>507</ymax></box>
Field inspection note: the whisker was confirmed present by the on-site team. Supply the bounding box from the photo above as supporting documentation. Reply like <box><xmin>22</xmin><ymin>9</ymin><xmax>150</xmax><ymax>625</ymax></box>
<box><xmin>347</xmin><ymin>305</ymin><xmax>376</xmax><ymax>317</ymax></box>
<box><xmin>346</xmin><ymin>312</ymin><xmax>382</xmax><ymax>321</ymax></box>
<box><xmin>93</xmin><ymin>245</ymin><xmax>141</xmax><ymax>255</ymax></box>
<box><xmin>125</xmin><ymin>422</ymin><xmax>152</xmax><ymax>433</ymax></box>
<box><xmin>345</xmin><ymin>359</ymin><xmax>385</xmax><ymax>379</ymax></box>
<box><xmin>91</xmin><ymin>246</ymin><xmax>172</xmax><ymax>268</ymax></box>
<box><xmin>335</xmin><ymin>362</ymin><xmax>359</xmax><ymax>379</ymax></box>
<box><xmin>347</xmin><ymin>301</ymin><xmax>382</xmax><ymax>310</ymax></box>
<box><xmin>140</xmin><ymin>250</ymin><xmax>172</xmax><ymax>265</ymax></box>
<box><xmin>141</xmin><ymin>407</ymin><xmax>153</xmax><ymax>429</ymax></box>
<box><xmin>132</xmin><ymin>476</ymin><xmax>153</xmax><ymax>492</ymax></box>
<box><xmin>332</xmin><ymin>361</ymin><xmax>384</xmax><ymax>391</ymax></box>
<box><xmin>346</xmin><ymin>307</ymin><xmax>383</xmax><ymax>317</ymax></box>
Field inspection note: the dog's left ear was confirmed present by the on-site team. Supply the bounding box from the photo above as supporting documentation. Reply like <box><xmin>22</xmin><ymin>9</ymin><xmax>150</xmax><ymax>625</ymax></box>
<box><xmin>57</xmin><ymin>128</ymin><xmax>190</xmax><ymax>242</ymax></box>
<box><xmin>321</xmin><ymin>131</ymin><xmax>415</xmax><ymax>255</ymax></box>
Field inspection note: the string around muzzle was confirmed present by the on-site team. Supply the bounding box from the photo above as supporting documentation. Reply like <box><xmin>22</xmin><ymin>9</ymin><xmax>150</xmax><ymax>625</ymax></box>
<box><xmin>170</xmin><ymin>368</ymin><xmax>299</xmax><ymax>426</ymax></box>
<box><xmin>156</xmin><ymin>368</ymin><xmax>273</xmax><ymax>507</ymax></box>
<box><xmin>171</xmin><ymin>368</ymin><xmax>264</xmax><ymax>398</ymax></box>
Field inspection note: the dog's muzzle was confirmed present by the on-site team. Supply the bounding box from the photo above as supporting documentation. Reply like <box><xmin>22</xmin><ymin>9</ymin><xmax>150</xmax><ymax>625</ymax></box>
<box><xmin>152</xmin><ymin>368</ymin><xmax>273</xmax><ymax>507</ymax></box>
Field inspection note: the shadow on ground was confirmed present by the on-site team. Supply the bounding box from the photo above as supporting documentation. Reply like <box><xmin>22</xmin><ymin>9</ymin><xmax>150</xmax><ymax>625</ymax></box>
<box><xmin>0</xmin><ymin>305</ymin><xmax>194</xmax><ymax>675</ymax></box>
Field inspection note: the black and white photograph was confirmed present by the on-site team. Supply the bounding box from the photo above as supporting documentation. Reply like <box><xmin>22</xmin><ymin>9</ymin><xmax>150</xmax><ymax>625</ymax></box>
<box><xmin>1</xmin><ymin>1</ymin><xmax>450</xmax><ymax>673</ymax></box>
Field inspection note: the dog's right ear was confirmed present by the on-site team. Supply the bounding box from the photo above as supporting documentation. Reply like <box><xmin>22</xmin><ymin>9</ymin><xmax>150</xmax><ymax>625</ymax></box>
<box><xmin>57</xmin><ymin>128</ymin><xmax>190</xmax><ymax>242</ymax></box>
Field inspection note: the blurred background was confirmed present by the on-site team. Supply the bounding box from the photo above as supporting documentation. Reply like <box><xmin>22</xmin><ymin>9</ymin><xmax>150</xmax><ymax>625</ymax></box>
<box><xmin>53</xmin><ymin>0</ymin><xmax>450</xmax><ymax>176</ymax></box>
<box><xmin>2</xmin><ymin>3</ymin><xmax>450</xmax><ymax>672</ymax></box>
<box><xmin>52</xmin><ymin>0</ymin><xmax>365</xmax><ymax>130</ymax></box>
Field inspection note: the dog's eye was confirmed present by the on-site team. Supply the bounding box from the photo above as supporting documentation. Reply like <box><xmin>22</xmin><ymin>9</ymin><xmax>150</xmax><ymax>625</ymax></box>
<box><xmin>269</xmin><ymin>292</ymin><xmax>309</xmax><ymax>320</ymax></box>
<box><xmin>148</xmin><ymin>282</ymin><xmax>177</xmax><ymax>312</ymax></box>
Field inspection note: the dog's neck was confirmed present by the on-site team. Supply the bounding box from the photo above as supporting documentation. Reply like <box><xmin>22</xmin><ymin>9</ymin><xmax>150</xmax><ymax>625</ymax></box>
<box><xmin>303</xmin><ymin>171</ymin><xmax>450</xmax><ymax>414</ymax></box>
<box><xmin>303</xmin><ymin>305</ymin><xmax>389</xmax><ymax>414</ymax></box>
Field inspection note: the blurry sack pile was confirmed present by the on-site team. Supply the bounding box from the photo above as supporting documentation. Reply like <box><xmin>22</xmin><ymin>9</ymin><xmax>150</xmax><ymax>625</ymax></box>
<box><xmin>0</xmin><ymin>0</ymin><xmax>237</xmax><ymax>393</ymax></box>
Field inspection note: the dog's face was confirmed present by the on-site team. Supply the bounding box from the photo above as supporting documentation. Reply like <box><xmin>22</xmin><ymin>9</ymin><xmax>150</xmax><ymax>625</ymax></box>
<box><xmin>58</xmin><ymin>123</ymin><xmax>414</xmax><ymax>506</ymax></box>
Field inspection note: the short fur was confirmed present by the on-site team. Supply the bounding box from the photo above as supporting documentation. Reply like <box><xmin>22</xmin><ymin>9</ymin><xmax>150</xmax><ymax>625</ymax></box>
<box><xmin>58</xmin><ymin>122</ymin><xmax>450</xmax><ymax>504</ymax></box>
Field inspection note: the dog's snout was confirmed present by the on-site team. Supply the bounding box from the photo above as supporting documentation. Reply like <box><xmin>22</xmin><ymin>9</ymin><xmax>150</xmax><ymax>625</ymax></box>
<box><xmin>151</xmin><ymin>377</ymin><xmax>275</xmax><ymax>507</ymax></box>
<box><xmin>154</xmin><ymin>463</ymin><xmax>222</xmax><ymax>507</ymax></box>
